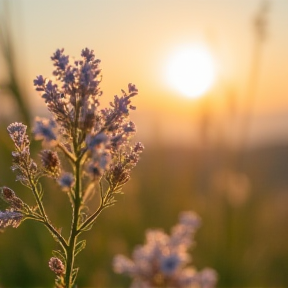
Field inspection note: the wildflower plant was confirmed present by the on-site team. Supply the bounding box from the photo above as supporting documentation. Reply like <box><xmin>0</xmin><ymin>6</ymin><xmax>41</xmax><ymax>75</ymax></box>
<box><xmin>113</xmin><ymin>211</ymin><xmax>217</xmax><ymax>288</ymax></box>
<box><xmin>0</xmin><ymin>48</ymin><xmax>143</xmax><ymax>288</ymax></box>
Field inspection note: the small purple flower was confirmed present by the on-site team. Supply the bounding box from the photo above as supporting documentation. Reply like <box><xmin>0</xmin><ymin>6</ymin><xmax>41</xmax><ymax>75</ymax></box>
<box><xmin>86</xmin><ymin>133</ymin><xmax>108</xmax><ymax>150</ymax></box>
<box><xmin>0</xmin><ymin>210</ymin><xmax>23</xmax><ymax>228</ymax></box>
<box><xmin>51</xmin><ymin>48</ymin><xmax>69</xmax><ymax>71</ymax></box>
<box><xmin>33</xmin><ymin>75</ymin><xmax>45</xmax><ymax>87</ymax></box>
<box><xmin>81</xmin><ymin>48</ymin><xmax>97</xmax><ymax>62</ymax></box>
<box><xmin>80</xmin><ymin>62</ymin><xmax>93</xmax><ymax>87</ymax></box>
<box><xmin>33</xmin><ymin>117</ymin><xmax>57</xmax><ymax>144</ymax></box>
<box><xmin>123</xmin><ymin>121</ymin><xmax>136</xmax><ymax>133</ymax></box>
<box><xmin>160</xmin><ymin>254</ymin><xmax>181</xmax><ymax>275</ymax></box>
<box><xmin>64</xmin><ymin>68</ymin><xmax>75</xmax><ymax>85</ymax></box>
<box><xmin>86</xmin><ymin>162</ymin><xmax>102</xmax><ymax>179</ymax></box>
<box><xmin>45</xmin><ymin>80</ymin><xmax>58</xmax><ymax>93</ymax></box>
<box><xmin>58</xmin><ymin>173</ymin><xmax>75</xmax><ymax>191</ymax></box>
<box><xmin>116</xmin><ymin>96</ymin><xmax>130</xmax><ymax>114</ymax></box>
<box><xmin>133</xmin><ymin>142</ymin><xmax>144</xmax><ymax>153</ymax></box>
<box><xmin>128</xmin><ymin>83</ymin><xmax>138</xmax><ymax>94</ymax></box>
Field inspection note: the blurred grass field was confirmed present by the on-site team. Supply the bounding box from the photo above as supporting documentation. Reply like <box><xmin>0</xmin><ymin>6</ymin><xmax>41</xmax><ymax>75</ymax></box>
<box><xmin>1</xmin><ymin>137</ymin><xmax>288</xmax><ymax>287</ymax></box>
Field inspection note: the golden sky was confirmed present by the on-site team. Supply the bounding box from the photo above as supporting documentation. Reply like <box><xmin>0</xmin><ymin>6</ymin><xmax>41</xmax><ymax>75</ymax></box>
<box><xmin>1</xmin><ymin>0</ymin><xmax>288</xmax><ymax>147</ymax></box>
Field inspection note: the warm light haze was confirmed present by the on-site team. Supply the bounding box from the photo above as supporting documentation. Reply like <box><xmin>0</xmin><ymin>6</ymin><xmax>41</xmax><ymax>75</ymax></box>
<box><xmin>166</xmin><ymin>45</ymin><xmax>216</xmax><ymax>99</ymax></box>
<box><xmin>0</xmin><ymin>0</ymin><xmax>287</xmax><ymax>148</ymax></box>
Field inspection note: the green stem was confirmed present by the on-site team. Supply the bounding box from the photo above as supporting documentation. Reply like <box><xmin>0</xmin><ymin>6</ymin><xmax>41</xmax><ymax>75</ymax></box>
<box><xmin>29</xmin><ymin>180</ymin><xmax>67</xmax><ymax>250</ymax></box>
<box><xmin>30</xmin><ymin>180</ymin><xmax>48</xmax><ymax>222</ymax></box>
<box><xmin>22</xmin><ymin>152</ymin><xmax>68</xmax><ymax>251</ymax></box>
<box><xmin>78</xmin><ymin>183</ymin><xmax>111</xmax><ymax>233</ymax></box>
<box><xmin>63</xmin><ymin>96</ymin><xmax>83</xmax><ymax>288</ymax></box>
<box><xmin>77</xmin><ymin>202</ymin><xmax>105</xmax><ymax>233</ymax></box>
<box><xmin>65</xmin><ymin>158</ymin><xmax>81</xmax><ymax>288</ymax></box>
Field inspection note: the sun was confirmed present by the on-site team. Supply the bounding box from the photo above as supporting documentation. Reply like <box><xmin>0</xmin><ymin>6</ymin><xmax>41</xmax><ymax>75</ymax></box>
<box><xmin>166</xmin><ymin>45</ymin><xmax>216</xmax><ymax>99</ymax></box>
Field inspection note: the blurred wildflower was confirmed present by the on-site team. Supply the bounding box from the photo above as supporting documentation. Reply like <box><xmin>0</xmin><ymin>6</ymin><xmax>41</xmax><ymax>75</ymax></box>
<box><xmin>33</xmin><ymin>117</ymin><xmax>57</xmax><ymax>146</ymax></box>
<box><xmin>212</xmin><ymin>170</ymin><xmax>251</xmax><ymax>207</ymax></box>
<box><xmin>254</xmin><ymin>0</ymin><xmax>269</xmax><ymax>42</ymax></box>
<box><xmin>113</xmin><ymin>211</ymin><xmax>217</xmax><ymax>288</ymax></box>
<box><xmin>198</xmin><ymin>268</ymin><xmax>218</xmax><ymax>288</ymax></box>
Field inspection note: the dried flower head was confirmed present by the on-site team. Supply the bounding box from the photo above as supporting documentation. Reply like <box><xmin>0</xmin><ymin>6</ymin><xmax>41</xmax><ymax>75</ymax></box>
<box><xmin>40</xmin><ymin>150</ymin><xmax>61</xmax><ymax>179</ymax></box>
<box><xmin>106</xmin><ymin>142</ymin><xmax>144</xmax><ymax>191</ymax></box>
<box><xmin>0</xmin><ymin>187</ymin><xmax>24</xmax><ymax>210</ymax></box>
<box><xmin>49</xmin><ymin>257</ymin><xmax>65</xmax><ymax>275</ymax></box>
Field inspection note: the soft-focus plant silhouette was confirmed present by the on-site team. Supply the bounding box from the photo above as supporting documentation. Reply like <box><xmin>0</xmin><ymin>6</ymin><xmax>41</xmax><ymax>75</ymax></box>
<box><xmin>0</xmin><ymin>2</ymin><xmax>31</xmax><ymax>125</ymax></box>
<box><xmin>114</xmin><ymin>211</ymin><xmax>217</xmax><ymax>288</ymax></box>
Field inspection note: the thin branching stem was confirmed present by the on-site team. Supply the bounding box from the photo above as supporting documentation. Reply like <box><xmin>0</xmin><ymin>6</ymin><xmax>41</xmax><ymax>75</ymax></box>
<box><xmin>30</xmin><ymin>181</ymin><xmax>68</xmax><ymax>249</ymax></box>
<box><xmin>78</xmin><ymin>184</ymin><xmax>112</xmax><ymax>233</ymax></box>
<box><xmin>77</xmin><ymin>202</ymin><xmax>106</xmax><ymax>233</ymax></box>
<box><xmin>24</xmin><ymin>159</ymin><xmax>68</xmax><ymax>250</ymax></box>
<box><xmin>65</xmin><ymin>98</ymin><xmax>83</xmax><ymax>288</ymax></box>
<box><xmin>57</xmin><ymin>142</ymin><xmax>76</xmax><ymax>163</ymax></box>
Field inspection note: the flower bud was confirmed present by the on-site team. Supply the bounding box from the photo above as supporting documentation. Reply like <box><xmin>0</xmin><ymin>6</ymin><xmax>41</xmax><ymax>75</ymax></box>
<box><xmin>48</xmin><ymin>257</ymin><xmax>65</xmax><ymax>275</ymax></box>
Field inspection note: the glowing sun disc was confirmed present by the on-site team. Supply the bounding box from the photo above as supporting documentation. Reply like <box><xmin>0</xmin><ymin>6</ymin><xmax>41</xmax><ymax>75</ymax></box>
<box><xmin>166</xmin><ymin>45</ymin><xmax>216</xmax><ymax>98</ymax></box>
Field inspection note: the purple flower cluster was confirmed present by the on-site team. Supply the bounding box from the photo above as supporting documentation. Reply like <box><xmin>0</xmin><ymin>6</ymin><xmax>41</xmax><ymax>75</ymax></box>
<box><xmin>7</xmin><ymin>122</ymin><xmax>38</xmax><ymax>186</ymax></box>
<box><xmin>33</xmin><ymin>48</ymin><xmax>143</xmax><ymax>186</ymax></box>
<box><xmin>113</xmin><ymin>211</ymin><xmax>217</xmax><ymax>288</ymax></box>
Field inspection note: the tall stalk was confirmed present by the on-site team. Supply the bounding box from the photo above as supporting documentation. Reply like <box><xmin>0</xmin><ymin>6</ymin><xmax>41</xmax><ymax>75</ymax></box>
<box><xmin>65</xmin><ymin>158</ymin><xmax>81</xmax><ymax>287</ymax></box>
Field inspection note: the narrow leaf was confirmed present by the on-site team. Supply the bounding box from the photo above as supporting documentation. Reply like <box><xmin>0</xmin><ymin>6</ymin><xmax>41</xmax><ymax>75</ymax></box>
<box><xmin>71</xmin><ymin>267</ymin><xmax>79</xmax><ymax>286</ymax></box>
<box><xmin>74</xmin><ymin>240</ymin><xmax>86</xmax><ymax>256</ymax></box>
<box><xmin>52</xmin><ymin>249</ymin><xmax>66</xmax><ymax>265</ymax></box>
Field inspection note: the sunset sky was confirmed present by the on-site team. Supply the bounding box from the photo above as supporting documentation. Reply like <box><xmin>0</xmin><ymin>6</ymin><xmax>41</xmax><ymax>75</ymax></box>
<box><xmin>1</xmin><ymin>0</ymin><xmax>288</xmax><ymax>147</ymax></box>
